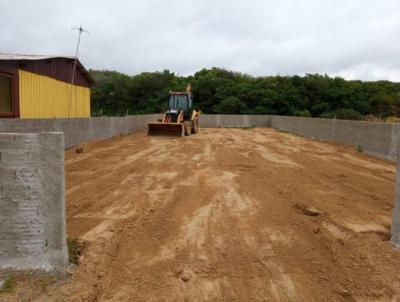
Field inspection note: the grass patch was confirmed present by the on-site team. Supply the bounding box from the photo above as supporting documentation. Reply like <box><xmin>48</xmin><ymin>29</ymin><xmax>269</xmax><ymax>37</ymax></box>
<box><xmin>357</xmin><ymin>144</ymin><xmax>364</xmax><ymax>153</ymax></box>
<box><xmin>67</xmin><ymin>238</ymin><xmax>82</xmax><ymax>265</ymax></box>
<box><xmin>0</xmin><ymin>276</ymin><xmax>16</xmax><ymax>293</ymax></box>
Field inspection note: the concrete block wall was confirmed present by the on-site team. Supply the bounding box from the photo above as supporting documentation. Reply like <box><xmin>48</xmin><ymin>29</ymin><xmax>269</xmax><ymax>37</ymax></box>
<box><xmin>0</xmin><ymin>132</ymin><xmax>68</xmax><ymax>272</ymax></box>
<box><xmin>200</xmin><ymin>114</ymin><xmax>399</xmax><ymax>162</ymax></box>
<box><xmin>269</xmin><ymin>116</ymin><xmax>400</xmax><ymax>161</ymax></box>
<box><xmin>0</xmin><ymin>114</ymin><xmax>399</xmax><ymax>161</ymax></box>
<box><xmin>391</xmin><ymin>150</ymin><xmax>400</xmax><ymax>247</ymax></box>
<box><xmin>201</xmin><ymin>114</ymin><xmax>271</xmax><ymax>128</ymax></box>
<box><xmin>0</xmin><ymin>114</ymin><xmax>160</xmax><ymax>148</ymax></box>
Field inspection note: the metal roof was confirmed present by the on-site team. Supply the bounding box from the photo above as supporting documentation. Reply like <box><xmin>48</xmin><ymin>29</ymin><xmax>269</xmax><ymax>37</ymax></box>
<box><xmin>0</xmin><ymin>53</ymin><xmax>75</xmax><ymax>61</ymax></box>
<box><xmin>0</xmin><ymin>53</ymin><xmax>94</xmax><ymax>85</ymax></box>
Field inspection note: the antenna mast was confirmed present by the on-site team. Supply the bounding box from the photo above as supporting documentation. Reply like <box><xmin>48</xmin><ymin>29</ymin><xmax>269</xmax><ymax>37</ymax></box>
<box><xmin>69</xmin><ymin>26</ymin><xmax>90</xmax><ymax>117</ymax></box>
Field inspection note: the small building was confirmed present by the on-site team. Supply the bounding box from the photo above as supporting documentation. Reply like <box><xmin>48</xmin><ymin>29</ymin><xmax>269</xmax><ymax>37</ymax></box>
<box><xmin>0</xmin><ymin>53</ymin><xmax>94</xmax><ymax>119</ymax></box>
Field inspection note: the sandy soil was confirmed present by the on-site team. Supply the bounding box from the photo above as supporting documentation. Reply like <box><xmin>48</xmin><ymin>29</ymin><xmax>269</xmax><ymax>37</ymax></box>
<box><xmin>2</xmin><ymin>127</ymin><xmax>400</xmax><ymax>302</ymax></box>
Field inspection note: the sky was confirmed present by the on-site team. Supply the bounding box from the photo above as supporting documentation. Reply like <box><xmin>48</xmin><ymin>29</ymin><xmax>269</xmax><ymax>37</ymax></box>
<box><xmin>1</xmin><ymin>0</ymin><xmax>400</xmax><ymax>81</ymax></box>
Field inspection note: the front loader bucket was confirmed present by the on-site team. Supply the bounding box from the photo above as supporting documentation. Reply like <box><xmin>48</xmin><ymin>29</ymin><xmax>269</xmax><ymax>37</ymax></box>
<box><xmin>148</xmin><ymin>123</ymin><xmax>184</xmax><ymax>137</ymax></box>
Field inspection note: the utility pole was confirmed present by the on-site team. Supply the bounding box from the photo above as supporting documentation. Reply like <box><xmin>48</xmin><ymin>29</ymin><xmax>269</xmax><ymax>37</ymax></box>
<box><xmin>69</xmin><ymin>26</ymin><xmax>90</xmax><ymax>117</ymax></box>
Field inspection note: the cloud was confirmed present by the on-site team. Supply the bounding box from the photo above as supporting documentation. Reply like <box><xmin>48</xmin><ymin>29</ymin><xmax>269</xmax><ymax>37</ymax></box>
<box><xmin>1</xmin><ymin>0</ymin><xmax>400</xmax><ymax>81</ymax></box>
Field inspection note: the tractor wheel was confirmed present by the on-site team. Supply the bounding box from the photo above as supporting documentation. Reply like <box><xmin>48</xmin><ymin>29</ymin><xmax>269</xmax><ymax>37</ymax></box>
<box><xmin>191</xmin><ymin>117</ymin><xmax>199</xmax><ymax>134</ymax></box>
<box><xmin>184</xmin><ymin>122</ymin><xmax>191</xmax><ymax>136</ymax></box>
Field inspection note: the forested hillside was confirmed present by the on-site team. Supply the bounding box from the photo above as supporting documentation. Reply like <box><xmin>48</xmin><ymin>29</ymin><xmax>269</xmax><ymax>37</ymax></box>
<box><xmin>90</xmin><ymin>68</ymin><xmax>400</xmax><ymax>120</ymax></box>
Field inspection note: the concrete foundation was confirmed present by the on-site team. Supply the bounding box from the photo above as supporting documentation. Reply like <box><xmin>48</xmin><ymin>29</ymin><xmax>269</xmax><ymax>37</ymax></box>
<box><xmin>0</xmin><ymin>132</ymin><xmax>68</xmax><ymax>272</ymax></box>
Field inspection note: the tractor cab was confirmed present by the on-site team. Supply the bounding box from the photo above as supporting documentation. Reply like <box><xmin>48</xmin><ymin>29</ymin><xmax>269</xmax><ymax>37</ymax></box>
<box><xmin>168</xmin><ymin>92</ymin><xmax>193</xmax><ymax>119</ymax></box>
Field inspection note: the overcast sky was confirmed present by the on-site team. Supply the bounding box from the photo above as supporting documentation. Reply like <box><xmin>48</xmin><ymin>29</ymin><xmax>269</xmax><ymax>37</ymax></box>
<box><xmin>1</xmin><ymin>0</ymin><xmax>400</xmax><ymax>81</ymax></box>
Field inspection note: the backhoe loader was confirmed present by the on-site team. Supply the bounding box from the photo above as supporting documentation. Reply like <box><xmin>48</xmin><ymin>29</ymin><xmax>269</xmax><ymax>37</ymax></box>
<box><xmin>148</xmin><ymin>85</ymin><xmax>201</xmax><ymax>137</ymax></box>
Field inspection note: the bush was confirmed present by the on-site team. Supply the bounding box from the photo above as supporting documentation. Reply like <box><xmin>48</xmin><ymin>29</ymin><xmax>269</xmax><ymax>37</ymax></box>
<box><xmin>320</xmin><ymin>109</ymin><xmax>363</xmax><ymax>120</ymax></box>
<box><xmin>293</xmin><ymin>110</ymin><xmax>311</xmax><ymax>117</ymax></box>
<box><xmin>319</xmin><ymin>112</ymin><xmax>336</xmax><ymax>119</ymax></box>
<box><xmin>335</xmin><ymin>108</ymin><xmax>363</xmax><ymax>120</ymax></box>
<box><xmin>310</xmin><ymin>102</ymin><xmax>330</xmax><ymax>116</ymax></box>
<box><xmin>254</xmin><ymin>105</ymin><xmax>268</xmax><ymax>114</ymax></box>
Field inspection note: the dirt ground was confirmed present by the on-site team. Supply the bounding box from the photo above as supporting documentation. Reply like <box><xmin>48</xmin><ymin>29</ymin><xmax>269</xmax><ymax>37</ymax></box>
<box><xmin>2</xmin><ymin>127</ymin><xmax>400</xmax><ymax>302</ymax></box>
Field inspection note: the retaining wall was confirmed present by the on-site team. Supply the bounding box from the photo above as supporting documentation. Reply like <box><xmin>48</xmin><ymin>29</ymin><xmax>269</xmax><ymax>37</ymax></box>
<box><xmin>201</xmin><ymin>114</ymin><xmax>271</xmax><ymax>128</ymax></box>
<box><xmin>392</xmin><ymin>150</ymin><xmax>400</xmax><ymax>247</ymax></box>
<box><xmin>201</xmin><ymin>114</ymin><xmax>400</xmax><ymax>162</ymax></box>
<box><xmin>0</xmin><ymin>114</ymin><xmax>268</xmax><ymax>148</ymax></box>
<box><xmin>269</xmin><ymin>116</ymin><xmax>400</xmax><ymax>162</ymax></box>
<box><xmin>0</xmin><ymin>132</ymin><xmax>68</xmax><ymax>272</ymax></box>
<box><xmin>0</xmin><ymin>114</ymin><xmax>159</xmax><ymax>149</ymax></box>
<box><xmin>0</xmin><ymin>114</ymin><xmax>399</xmax><ymax>161</ymax></box>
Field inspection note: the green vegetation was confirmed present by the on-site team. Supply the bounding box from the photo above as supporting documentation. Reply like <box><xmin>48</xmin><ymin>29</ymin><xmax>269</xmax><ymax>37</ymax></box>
<box><xmin>0</xmin><ymin>276</ymin><xmax>16</xmax><ymax>293</ymax></box>
<box><xmin>90</xmin><ymin>68</ymin><xmax>400</xmax><ymax>120</ymax></box>
<box><xmin>67</xmin><ymin>238</ymin><xmax>81</xmax><ymax>265</ymax></box>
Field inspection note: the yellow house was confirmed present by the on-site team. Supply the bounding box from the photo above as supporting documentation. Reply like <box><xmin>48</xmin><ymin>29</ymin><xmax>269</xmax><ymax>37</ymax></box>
<box><xmin>0</xmin><ymin>53</ymin><xmax>94</xmax><ymax>119</ymax></box>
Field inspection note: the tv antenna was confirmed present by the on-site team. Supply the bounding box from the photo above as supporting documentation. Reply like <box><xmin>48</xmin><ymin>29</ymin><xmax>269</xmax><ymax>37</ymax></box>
<box><xmin>69</xmin><ymin>26</ymin><xmax>90</xmax><ymax>117</ymax></box>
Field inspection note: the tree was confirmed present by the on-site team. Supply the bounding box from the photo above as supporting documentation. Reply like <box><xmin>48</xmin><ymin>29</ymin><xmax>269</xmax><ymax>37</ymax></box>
<box><xmin>310</xmin><ymin>102</ymin><xmax>330</xmax><ymax>117</ymax></box>
<box><xmin>370</xmin><ymin>94</ymin><xmax>396</xmax><ymax>118</ymax></box>
<box><xmin>213</xmin><ymin>96</ymin><xmax>248</xmax><ymax>114</ymax></box>
<box><xmin>89</xmin><ymin>68</ymin><xmax>400</xmax><ymax>120</ymax></box>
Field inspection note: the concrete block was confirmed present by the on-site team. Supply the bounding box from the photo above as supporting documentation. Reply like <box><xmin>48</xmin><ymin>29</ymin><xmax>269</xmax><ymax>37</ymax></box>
<box><xmin>0</xmin><ymin>132</ymin><xmax>68</xmax><ymax>272</ymax></box>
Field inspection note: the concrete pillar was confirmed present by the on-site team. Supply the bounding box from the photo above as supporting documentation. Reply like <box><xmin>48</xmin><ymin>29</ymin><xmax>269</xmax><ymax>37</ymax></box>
<box><xmin>391</xmin><ymin>149</ymin><xmax>400</xmax><ymax>247</ymax></box>
<box><xmin>0</xmin><ymin>132</ymin><xmax>68</xmax><ymax>272</ymax></box>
